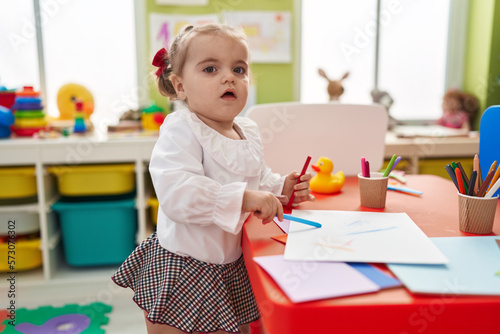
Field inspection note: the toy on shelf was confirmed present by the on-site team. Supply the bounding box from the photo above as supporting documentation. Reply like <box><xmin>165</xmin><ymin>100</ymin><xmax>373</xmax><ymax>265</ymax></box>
<box><xmin>371</xmin><ymin>88</ymin><xmax>399</xmax><ymax>129</ymax></box>
<box><xmin>310</xmin><ymin>156</ymin><xmax>345</xmax><ymax>194</ymax></box>
<box><xmin>318</xmin><ymin>69</ymin><xmax>349</xmax><ymax>101</ymax></box>
<box><xmin>437</xmin><ymin>88</ymin><xmax>479</xmax><ymax>130</ymax></box>
<box><xmin>141</xmin><ymin>102</ymin><xmax>166</xmax><ymax>131</ymax></box>
<box><xmin>371</xmin><ymin>88</ymin><xmax>394</xmax><ymax>112</ymax></box>
<box><xmin>0</xmin><ymin>105</ymin><xmax>14</xmax><ymax>138</ymax></box>
<box><xmin>73</xmin><ymin>99</ymin><xmax>86</xmax><ymax>133</ymax></box>
<box><xmin>0</xmin><ymin>86</ymin><xmax>16</xmax><ymax>109</ymax></box>
<box><xmin>10</xmin><ymin>86</ymin><xmax>47</xmax><ymax>137</ymax></box>
<box><xmin>57</xmin><ymin>83</ymin><xmax>94</xmax><ymax>120</ymax></box>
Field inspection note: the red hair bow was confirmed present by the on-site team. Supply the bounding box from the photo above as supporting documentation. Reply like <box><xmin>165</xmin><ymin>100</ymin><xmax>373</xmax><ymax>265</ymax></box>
<box><xmin>152</xmin><ymin>48</ymin><xmax>169</xmax><ymax>77</ymax></box>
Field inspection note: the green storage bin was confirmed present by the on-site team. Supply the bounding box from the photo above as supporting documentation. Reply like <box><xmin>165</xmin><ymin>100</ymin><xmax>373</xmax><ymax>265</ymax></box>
<box><xmin>52</xmin><ymin>199</ymin><xmax>137</xmax><ymax>267</ymax></box>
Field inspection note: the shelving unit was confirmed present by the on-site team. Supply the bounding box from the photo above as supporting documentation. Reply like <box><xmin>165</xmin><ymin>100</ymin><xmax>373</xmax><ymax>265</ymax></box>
<box><xmin>0</xmin><ymin>135</ymin><xmax>157</xmax><ymax>285</ymax></box>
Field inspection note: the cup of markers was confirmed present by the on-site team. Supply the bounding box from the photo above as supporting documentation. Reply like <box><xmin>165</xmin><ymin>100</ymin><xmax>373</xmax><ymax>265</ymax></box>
<box><xmin>358</xmin><ymin>172</ymin><xmax>389</xmax><ymax>208</ymax></box>
<box><xmin>445</xmin><ymin>157</ymin><xmax>500</xmax><ymax>234</ymax></box>
<box><xmin>358</xmin><ymin>155</ymin><xmax>401</xmax><ymax>209</ymax></box>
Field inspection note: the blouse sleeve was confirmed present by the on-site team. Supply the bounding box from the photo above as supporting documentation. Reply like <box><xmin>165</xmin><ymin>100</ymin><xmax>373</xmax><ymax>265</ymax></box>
<box><xmin>259</xmin><ymin>165</ymin><xmax>285</xmax><ymax>195</ymax></box>
<box><xmin>149</xmin><ymin>117</ymin><xmax>247</xmax><ymax>234</ymax></box>
<box><xmin>237</xmin><ymin>116</ymin><xmax>285</xmax><ymax>195</ymax></box>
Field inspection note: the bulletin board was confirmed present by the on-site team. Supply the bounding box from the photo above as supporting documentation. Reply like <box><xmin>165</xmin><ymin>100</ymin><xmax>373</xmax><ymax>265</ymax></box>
<box><xmin>141</xmin><ymin>0</ymin><xmax>299</xmax><ymax>111</ymax></box>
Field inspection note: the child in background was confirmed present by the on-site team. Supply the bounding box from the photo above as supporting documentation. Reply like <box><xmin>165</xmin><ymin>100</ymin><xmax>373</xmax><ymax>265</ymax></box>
<box><xmin>437</xmin><ymin>88</ymin><xmax>478</xmax><ymax>130</ymax></box>
<box><xmin>112</xmin><ymin>24</ymin><xmax>314</xmax><ymax>334</ymax></box>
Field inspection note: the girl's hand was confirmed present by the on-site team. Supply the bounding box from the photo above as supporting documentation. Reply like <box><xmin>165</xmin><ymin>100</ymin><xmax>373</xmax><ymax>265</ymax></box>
<box><xmin>282</xmin><ymin>172</ymin><xmax>315</xmax><ymax>205</ymax></box>
<box><xmin>242</xmin><ymin>190</ymin><xmax>283</xmax><ymax>224</ymax></box>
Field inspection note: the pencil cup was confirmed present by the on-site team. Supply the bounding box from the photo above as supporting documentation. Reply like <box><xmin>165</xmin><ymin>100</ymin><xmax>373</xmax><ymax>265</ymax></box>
<box><xmin>458</xmin><ymin>193</ymin><xmax>497</xmax><ymax>234</ymax></box>
<box><xmin>358</xmin><ymin>172</ymin><xmax>389</xmax><ymax>208</ymax></box>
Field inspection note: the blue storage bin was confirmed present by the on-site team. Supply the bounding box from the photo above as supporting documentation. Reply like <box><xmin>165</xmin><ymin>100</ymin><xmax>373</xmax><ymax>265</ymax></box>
<box><xmin>52</xmin><ymin>198</ymin><xmax>137</xmax><ymax>267</ymax></box>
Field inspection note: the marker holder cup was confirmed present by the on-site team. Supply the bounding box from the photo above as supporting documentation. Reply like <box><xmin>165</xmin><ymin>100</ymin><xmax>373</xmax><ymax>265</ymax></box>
<box><xmin>358</xmin><ymin>172</ymin><xmax>389</xmax><ymax>209</ymax></box>
<box><xmin>458</xmin><ymin>193</ymin><xmax>497</xmax><ymax>234</ymax></box>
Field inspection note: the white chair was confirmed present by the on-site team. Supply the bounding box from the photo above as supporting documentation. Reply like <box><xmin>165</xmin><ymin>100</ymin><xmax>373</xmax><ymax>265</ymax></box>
<box><xmin>245</xmin><ymin>102</ymin><xmax>388</xmax><ymax>176</ymax></box>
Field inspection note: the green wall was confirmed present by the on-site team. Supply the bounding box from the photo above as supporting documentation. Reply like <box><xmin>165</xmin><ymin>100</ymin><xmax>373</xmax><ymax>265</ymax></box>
<box><xmin>486</xmin><ymin>2</ymin><xmax>500</xmax><ymax>111</ymax></box>
<box><xmin>464</xmin><ymin>0</ymin><xmax>500</xmax><ymax>129</ymax></box>
<box><xmin>144</xmin><ymin>0</ymin><xmax>297</xmax><ymax>111</ymax></box>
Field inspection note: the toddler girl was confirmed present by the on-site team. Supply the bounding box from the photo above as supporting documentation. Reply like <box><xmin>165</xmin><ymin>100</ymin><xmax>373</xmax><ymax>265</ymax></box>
<box><xmin>112</xmin><ymin>23</ymin><xmax>314</xmax><ymax>334</ymax></box>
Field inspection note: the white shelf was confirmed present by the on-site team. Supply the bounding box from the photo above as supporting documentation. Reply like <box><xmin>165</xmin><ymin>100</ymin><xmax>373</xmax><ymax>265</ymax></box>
<box><xmin>0</xmin><ymin>134</ymin><xmax>158</xmax><ymax>285</ymax></box>
<box><xmin>0</xmin><ymin>202</ymin><xmax>39</xmax><ymax>213</ymax></box>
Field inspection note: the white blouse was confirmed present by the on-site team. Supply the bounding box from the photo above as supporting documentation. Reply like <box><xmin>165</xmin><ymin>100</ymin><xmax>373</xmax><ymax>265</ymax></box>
<box><xmin>149</xmin><ymin>109</ymin><xmax>285</xmax><ymax>264</ymax></box>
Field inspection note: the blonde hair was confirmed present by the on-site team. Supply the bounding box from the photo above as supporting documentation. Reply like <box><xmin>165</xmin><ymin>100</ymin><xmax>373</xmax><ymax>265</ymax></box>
<box><xmin>156</xmin><ymin>23</ymin><xmax>249</xmax><ymax>99</ymax></box>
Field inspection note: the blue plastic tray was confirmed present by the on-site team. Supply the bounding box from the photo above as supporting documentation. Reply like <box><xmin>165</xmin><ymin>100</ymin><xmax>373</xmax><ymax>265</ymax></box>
<box><xmin>52</xmin><ymin>198</ymin><xmax>137</xmax><ymax>266</ymax></box>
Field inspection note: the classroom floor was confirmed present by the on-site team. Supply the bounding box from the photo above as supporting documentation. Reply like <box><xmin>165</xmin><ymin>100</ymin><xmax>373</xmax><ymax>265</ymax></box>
<box><xmin>2</xmin><ymin>276</ymin><xmax>269</xmax><ymax>333</ymax></box>
<box><xmin>2</xmin><ymin>278</ymin><xmax>147</xmax><ymax>333</ymax></box>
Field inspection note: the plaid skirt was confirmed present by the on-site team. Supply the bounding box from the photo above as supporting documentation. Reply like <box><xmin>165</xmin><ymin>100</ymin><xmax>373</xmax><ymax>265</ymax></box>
<box><xmin>111</xmin><ymin>233</ymin><xmax>260</xmax><ymax>333</ymax></box>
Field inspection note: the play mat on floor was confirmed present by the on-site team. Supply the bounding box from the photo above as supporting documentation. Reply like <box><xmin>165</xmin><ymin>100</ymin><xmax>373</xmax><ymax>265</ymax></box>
<box><xmin>0</xmin><ymin>302</ymin><xmax>112</xmax><ymax>334</ymax></box>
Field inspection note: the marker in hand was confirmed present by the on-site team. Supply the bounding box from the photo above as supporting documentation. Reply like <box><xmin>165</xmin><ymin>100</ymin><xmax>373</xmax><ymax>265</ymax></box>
<box><xmin>286</xmin><ymin>156</ymin><xmax>312</xmax><ymax>209</ymax></box>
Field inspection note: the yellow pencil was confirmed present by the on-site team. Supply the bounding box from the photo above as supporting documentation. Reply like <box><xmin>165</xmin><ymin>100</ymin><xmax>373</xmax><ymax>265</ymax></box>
<box><xmin>487</xmin><ymin>161</ymin><xmax>500</xmax><ymax>193</ymax></box>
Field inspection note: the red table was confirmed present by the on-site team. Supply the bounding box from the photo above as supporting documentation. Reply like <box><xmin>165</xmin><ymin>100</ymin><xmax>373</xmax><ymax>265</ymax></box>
<box><xmin>242</xmin><ymin>175</ymin><xmax>500</xmax><ymax>334</ymax></box>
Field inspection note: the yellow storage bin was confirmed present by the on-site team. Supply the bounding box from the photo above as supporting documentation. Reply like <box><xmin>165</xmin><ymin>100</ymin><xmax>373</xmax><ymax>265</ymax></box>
<box><xmin>0</xmin><ymin>167</ymin><xmax>37</xmax><ymax>199</ymax></box>
<box><xmin>48</xmin><ymin>164</ymin><xmax>135</xmax><ymax>197</ymax></box>
<box><xmin>0</xmin><ymin>237</ymin><xmax>42</xmax><ymax>272</ymax></box>
<box><xmin>419</xmin><ymin>158</ymin><xmax>473</xmax><ymax>179</ymax></box>
<box><xmin>148</xmin><ymin>197</ymin><xmax>159</xmax><ymax>225</ymax></box>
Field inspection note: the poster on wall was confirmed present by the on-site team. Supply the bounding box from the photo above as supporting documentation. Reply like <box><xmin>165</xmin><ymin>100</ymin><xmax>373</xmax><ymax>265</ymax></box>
<box><xmin>223</xmin><ymin>11</ymin><xmax>291</xmax><ymax>63</ymax></box>
<box><xmin>149</xmin><ymin>13</ymin><xmax>218</xmax><ymax>59</ymax></box>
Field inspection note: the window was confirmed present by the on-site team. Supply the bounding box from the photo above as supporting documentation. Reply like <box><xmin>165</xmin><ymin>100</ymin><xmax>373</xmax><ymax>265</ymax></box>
<box><xmin>0</xmin><ymin>1</ymin><xmax>39</xmax><ymax>90</ymax></box>
<box><xmin>301</xmin><ymin>0</ymin><xmax>460</xmax><ymax>121</ymax></box>
<box><xmin>0</xmin><ymin>0</ymin><xmax>138</xmax><ymax>133</ymax></box>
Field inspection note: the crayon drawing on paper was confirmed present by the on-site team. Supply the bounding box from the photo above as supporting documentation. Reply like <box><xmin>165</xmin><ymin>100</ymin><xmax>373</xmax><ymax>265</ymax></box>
<box><xmin>284</xmin><ymin>210</ymin><xmax>448</xmax><ymax>264</ymax></box>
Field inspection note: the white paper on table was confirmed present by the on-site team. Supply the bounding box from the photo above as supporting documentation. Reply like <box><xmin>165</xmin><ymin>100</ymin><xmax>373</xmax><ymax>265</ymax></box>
<box><xmin>254</xmin><ymin>254</ymin><xmax>379</xmax><ymax>303</ymax></box>
<box><xmin>284</xmin><ymin>210</ymin><xmax>448</xmax><ymax>265</ymax></box>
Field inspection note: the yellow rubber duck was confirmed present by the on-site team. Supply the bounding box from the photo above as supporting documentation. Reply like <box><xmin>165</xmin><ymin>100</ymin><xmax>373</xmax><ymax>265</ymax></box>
<box><xmin>310</xmin><ymin>157</ymin><xmax>345</xmax><ymax>194</ymax></box>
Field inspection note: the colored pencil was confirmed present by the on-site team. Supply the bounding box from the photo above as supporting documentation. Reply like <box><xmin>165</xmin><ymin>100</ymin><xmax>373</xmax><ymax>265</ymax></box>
<box><xmin>473</xmin><ymin>154</ymin><xmax>480</xmax><ymax>193</ymax></box>
<box><xmin>477</xmin><ymin>169</ymin><xmax>495</xmax><ymax>197</ymax></box>
<box><xmin>384</xmin><ymin>154</ymin><xmax>397</xmax><ymax>177</ymax></box>
<box><xmin>485</xmin><ymin>177</ymin><xmax>500</xmax><ymax>198</ymax></box>
<box><xmin>456</xmin><ymin>162</ymin><xmax>470</xmax><ymax>190</ymax></box>
<box><xmin>287</xmin><ymin>156</ymin><xmax>311</xmax><ymax>208</ymax></box>
<box><xmin>361</xmin><ymin>157</ymin><xmax>367</xmax><ymax>177</ymax></box>
<box><xmin>487</xmin><ymin>161</ymin><xmax>500</xmax><ymax>194</ymax></box>
<box><xmin>455</xmin><ymin>168</ymin><xmax>465</xmax><ymax>194</ymax></box>
<box><xmin>445</xmin><ymin>164</ymin><xmax>460</xmax><ymax>191</ymax></box>
<box><xmin>283</xmin><ymin>213</ymin><xmax>322</xmax><ymax>228</ymax></box>
<box><xmin>387</xmin><ymin>185</ymin><xmax>423</xmax><ymax>196</ymax></box>
<box><xmin>468</xmin><ymin>170</ymin><xmax>477</xmax><ymax>196</ymax></box>
<box><xmin>388</xmin><ymin>156</ymin><xmax>402</xmax><ymax>175</ymax></box>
